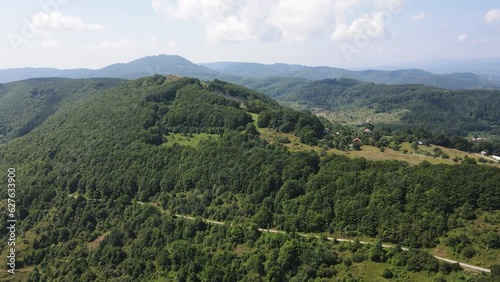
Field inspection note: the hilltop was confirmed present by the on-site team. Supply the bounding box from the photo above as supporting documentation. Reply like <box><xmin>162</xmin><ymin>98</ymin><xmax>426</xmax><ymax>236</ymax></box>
<box><xmin>0</xmin><ymin>76</ymin><xmax>499</xmax><ymax>281</ymax></box>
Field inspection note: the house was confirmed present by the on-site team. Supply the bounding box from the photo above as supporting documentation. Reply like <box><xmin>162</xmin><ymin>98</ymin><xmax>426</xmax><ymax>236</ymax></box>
<box><xmin>481</xmin><ymin>151</ymin><xmax>489</xmax><ymax>156</ymax></box>
<box><xmin>492</xmin><ymin>155</ymin><xmax>500</xmax><ymax>161</ymax></box>
<box><xmin>417</xmin><ymin>141</ymin><xmax>423</xmax><ymax>145</ymax></box>
<box><xmin>353</xmin><ymin>138</ymin><xmax>362</xmax><ymax>143</ymax></box>
<box><xmin>363</xmin><ymin>128</ymin><xmax>372</xmax><ymax>134</ymax></box>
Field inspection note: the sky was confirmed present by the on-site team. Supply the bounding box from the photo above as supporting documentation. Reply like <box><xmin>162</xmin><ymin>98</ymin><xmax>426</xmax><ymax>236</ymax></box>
<box><xmin>1</xmin><ymin>0</ymin><xmax>499</xmax><ymax>70</ymax></box>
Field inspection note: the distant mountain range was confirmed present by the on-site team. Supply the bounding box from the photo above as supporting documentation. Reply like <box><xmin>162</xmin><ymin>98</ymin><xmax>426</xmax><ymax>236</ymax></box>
<box><xmin>201</xmin><ymin>62</ymin><xmax>500</xmax><ymax>90</ymax></box>
<box><xmin>0</xmin><ymin>55</ymin><xmax>221</xmax><ymax>83</ymax></box>
<box><xmin>1</xmin><ymin>54</ymin><xmax>500</xmax><ymax>90</ymax></box>
<box><xmin>378</xmin><ymin>58</ymin><xmax>500</xmax><ymax>80</ymax></box>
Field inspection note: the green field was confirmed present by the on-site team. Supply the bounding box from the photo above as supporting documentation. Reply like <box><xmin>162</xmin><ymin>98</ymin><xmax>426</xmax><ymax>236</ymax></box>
<box><xmin>161</xmin><ymin>133</ymin><xmax>220</xmax><ymax>148</ymax></box>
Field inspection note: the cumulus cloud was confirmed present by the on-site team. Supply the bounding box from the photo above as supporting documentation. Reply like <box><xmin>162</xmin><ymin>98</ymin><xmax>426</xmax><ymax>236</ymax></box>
<box><xmin>331</xmin><ymin>12</ymin><xmax>391</xmax><ymax>41</ymax></box>
<box><xmin>41</xmin><ymin>40</ymin><xmax>63</xmax><ymax>49</ymax></box>
<box><xmin>485</xmin><ymin>9</ymin><xmax>500</xmax><ymax>24</ymax></box>
<box><xmin>83</xmin><ymin>39</ymin><xmax>137</xmax><ymax>50</ymax></box>
<box><xmin>152</xmin><ymin>0</ymin><xmax>362</xmax><ymax>42</ymax></box>
<box><xmin>32</xmin><ymin>11</ymin><xmax>104</xmax><ymax>31</ymax></box>
<box><xmin>412</xmin><ymin>10</ymin><xmax>428</xmax><ymax>21</ymax></box>
<box><xmin>458</xmin><ymin>34</ymin><xmax>467</xmax><ymax>42</ymax></box>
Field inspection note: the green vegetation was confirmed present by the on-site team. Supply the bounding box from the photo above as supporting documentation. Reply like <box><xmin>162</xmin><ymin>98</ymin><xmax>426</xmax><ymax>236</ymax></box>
<box><xmin>0</xmin><ymin>78</ymin><xmax>124</xmax><ymax>143</ymax></box>
<box><xmin>0</xmin><ymin>76</ymin><xmax>498</xmax><ymax>281</ymax></box>
<box><xmin>241</xmin><ymin>78</ymin><xmax>500</xmax><ymax>138</ymax></box>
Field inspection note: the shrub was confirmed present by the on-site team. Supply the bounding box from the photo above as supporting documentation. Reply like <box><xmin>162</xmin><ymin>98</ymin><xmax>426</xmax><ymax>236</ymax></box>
<box><xmin>462</xmin><ymin>246</ymin><xmax>475</xmax><ymax>258</ymax></box>
<box><xmin>381</xmin><ymin>268</ymin><xmax>393</xmax><ymax>279</ymax></box>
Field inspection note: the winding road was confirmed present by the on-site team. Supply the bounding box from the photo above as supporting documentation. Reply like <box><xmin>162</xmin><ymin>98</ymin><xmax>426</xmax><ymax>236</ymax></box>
<box><xmin>109</xmin><ymin>199</ymin><xmax>492</xmax><ymax>273</ymax></box>
<box><xmin>172</xmin><ymin>213</ymin><xmax>491</xmax><ymax>273</ymax></box>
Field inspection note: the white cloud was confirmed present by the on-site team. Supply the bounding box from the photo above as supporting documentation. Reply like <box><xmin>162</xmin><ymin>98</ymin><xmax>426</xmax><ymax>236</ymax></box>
<box><xmin>331</xmin><ymin>12</ymin><xmax>390</xmax><ymax>41</ymax></box>
<box><xmin>412</xmin><ymin>10</ymin><xmax>428</xmax><ymax>21</ymax></box>
<box><xmin>41</xmin><ymin>40</ymin><xmax>63</xmax><ymax>49</ymax></box>
<box><xmin>458</xmin><ymin>33</ymin><xmax>467</xmax><ymax>42</ymax></box>
<box><xmin>485</xmin><ymin>9</ymin><xmax>500</xmax><ymax>24</ymax></box>
<box><xmin>83</xmin><ymin>39</ymin><xmax>137</xmax><ymax>50</ymax></box>
<box><xmin>152</xmin><ymin>0</ymin><xmax>362</xmax><ymax>42</ymax></box>
<box><xmin>168</xmin><ymin>39</ymin><xmax>176</xmax><ymax>48</ymax></box>
<box><xmin>32</xmin><ymin>11</ymin><xmax>104</xmax><ymax>31</ymax></box>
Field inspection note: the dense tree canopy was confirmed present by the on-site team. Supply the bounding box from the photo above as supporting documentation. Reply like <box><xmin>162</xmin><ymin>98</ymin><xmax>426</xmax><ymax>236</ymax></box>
<box><xmin>0</xmin><ymin>76</ymin><xmax>498</xmax><ymax>281</ymax></box>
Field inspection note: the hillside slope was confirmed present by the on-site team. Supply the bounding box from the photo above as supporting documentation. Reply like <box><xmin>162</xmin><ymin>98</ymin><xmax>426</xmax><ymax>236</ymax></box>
<box><xmin>0</xmin><ymin>76</ymin><xmax>498</xmax><ymax>281</ymax></box>
<box><xmin>236</xmin><ymin>77</ymin><xmax>500</xmax><ymax>137</ymax></box>
<box><xmin>0</xmin><ymin>77</ymin><xmax>124</xmax><ymax>143</ymax></box>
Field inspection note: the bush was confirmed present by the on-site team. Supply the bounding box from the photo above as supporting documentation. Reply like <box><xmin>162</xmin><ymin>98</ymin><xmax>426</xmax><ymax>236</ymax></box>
<box><xmin>351</xmin><ymin>252</ymin><xmax>366</xmax><ymax>263</ymax></box>
<box><xmin>380</xmin><ymin>268</ymin><xmax>393</xmax><ymax>279</ymax></box>
<box><xmin>479</xmin><ymin>231</ymin><xmax>500</xmax><ymax>249</ymax></box>
<box><xmin>461</xmin><ymin>156</ymin><xmax>477</xmax><ymax>165</ymax></box>
<box><xmin>491</xmin><ymin>265</ymin><xmax>500</xmax><ymax>278</ymax></box>
<box><xmin>462</xmin><ymin>246</ymin><xmax>476</xmax><ymax>258</ymax></box>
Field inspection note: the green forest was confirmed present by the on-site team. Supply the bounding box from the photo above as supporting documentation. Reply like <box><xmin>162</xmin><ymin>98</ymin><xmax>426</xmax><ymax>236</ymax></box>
<box><xmin>238</xmin><ymin>77</ymin><xmax>500</xmax><ymax>138</ymax></box>
<box><xmin>0</xmin><ymin>76</ymin><xmax>499</xmax><ymax>281</ymax></box>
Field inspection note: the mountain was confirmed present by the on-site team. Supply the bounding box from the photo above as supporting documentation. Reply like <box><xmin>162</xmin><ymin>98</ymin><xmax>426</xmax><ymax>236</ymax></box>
<box><xmin>0</xmin><ymin>67</ymin><xmax>94</xmax><ymax>83</ymax></box>
<box><xmin>0</xmin><ymin>77</ymin><xmax>124</xmax><ymax>143</ymax></box>
<box><xmin>238</xmin><ymin>77</ymin><xmax>500</xmax><ymax>137</ymax></box>
<box><xmin>201</xmin><ymin>61</ymin><xmax>500</xmax><ymax>90</ymax></box>
<box><xmin>0</xmin><ymin>55</ymin><xmax>223</xmax><ymax>83</ymax></box>
<box><xmin>379</xmin><ymin>58</ymin><xmax>500</xmax><ymax>81</ymax></box>
<box><xmin>1</xmin><ymin>75</ymin><xmax>499</xmax><ymax>281</ymax></box>
<box><xmin>89</xmin><ymin>55</ymin><xmax>221</xmax><ymax>80</ymax></box>
<box><xmin>2</xmin><ymin>55</ymin><xmax>500</xmax><ymax>90</ymax></box>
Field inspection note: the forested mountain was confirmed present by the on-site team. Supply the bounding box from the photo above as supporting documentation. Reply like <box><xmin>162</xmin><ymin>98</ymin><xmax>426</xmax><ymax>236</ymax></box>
<box><xmin>91</xmin><ymin>55</ymin><xmax>221</xmax><ymax>80</ymax></box>
<box><xmin>2</xmin><ymin>54</ymin><xmax>500</xmax><ymax>90</ymax></box>
<box><xmin>0</xmin><ymin>77</ymin><xmax>124</xmax><ymax>143</ymax></box>
<box><xmin>201</xmin><ymin>62</ymin><xmax>500</xmax><ymax>90</ymax></box>
<box><xmin>0</xmin><ymin>76</ymin><xmax>499</xmax><ymax>281</ymax></box>
<box><xmin>0</xmin><ymin>55</ymin><xmax>224</xmax><ymax>83</ymax></box>
<box><xmin>236</xmin><ymin>77</ymin><xmax>500</xmax><ymax>137</ymax></box>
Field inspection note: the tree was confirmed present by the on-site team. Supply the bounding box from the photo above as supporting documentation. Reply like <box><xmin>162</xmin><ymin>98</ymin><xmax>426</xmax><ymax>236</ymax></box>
<box><xmin>245</xmin><ymin>123</ymin><xmax>259</xmax><ymax>136</ymax></box>
<box><xmin>253</xmin><ymin>206</ymin><xmax>273</xmax><ymax>228</ymax></box>
<box><xmin>370</xmin><ymin>241</ymin><xmax>386</xmax><ymax>262</ymax></box>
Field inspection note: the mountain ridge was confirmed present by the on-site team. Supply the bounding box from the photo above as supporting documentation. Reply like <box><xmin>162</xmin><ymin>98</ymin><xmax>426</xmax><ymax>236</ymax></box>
<box><xmin>201</xmin><ymin>61</ymin><xmax>500</xmax><ymax>90</ymax></box>
<box><xmin>1</xmin><ymin>54</ymin><xmax>500</xmax><ymax>90</ymax></box>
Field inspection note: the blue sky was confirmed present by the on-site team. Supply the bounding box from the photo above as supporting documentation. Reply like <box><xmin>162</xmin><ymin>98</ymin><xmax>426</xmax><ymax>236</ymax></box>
<box><xmin>1</xmin><ymin>0</ymin><xmax>499</xmax><ymax>69</ymax></box>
